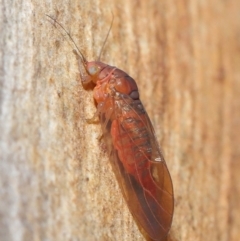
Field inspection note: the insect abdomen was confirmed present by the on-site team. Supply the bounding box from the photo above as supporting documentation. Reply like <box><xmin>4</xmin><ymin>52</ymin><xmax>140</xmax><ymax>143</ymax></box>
<box><xmin>111</xmin><ymin>99</ymin><xmax>152</xmax><ymax>184</ymax></box>
<box><xmin>110</xmin><ymin>98</ymin><xmax>172</xmax><ymax>240</ymax></box>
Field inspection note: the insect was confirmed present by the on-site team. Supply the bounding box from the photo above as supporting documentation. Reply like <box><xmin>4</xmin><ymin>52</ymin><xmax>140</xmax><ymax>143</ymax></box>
<box><xmin>47</xmin><ymin>14</ymin><xmax>174</xmax><ymax>241</ymax></box>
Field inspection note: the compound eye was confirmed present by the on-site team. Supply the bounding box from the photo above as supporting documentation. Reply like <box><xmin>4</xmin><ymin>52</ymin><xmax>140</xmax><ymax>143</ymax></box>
<box><xmin>88</xmin><ymin>65</ymin><xmax>99</xmax><ymax>75</ymax></box>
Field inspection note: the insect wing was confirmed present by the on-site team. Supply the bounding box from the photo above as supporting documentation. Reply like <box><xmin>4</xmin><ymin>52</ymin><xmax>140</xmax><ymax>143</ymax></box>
<box><xmin>99</xmin><ymin>94</ymin><xmax>174</xmax><ymax>241</ymax></box>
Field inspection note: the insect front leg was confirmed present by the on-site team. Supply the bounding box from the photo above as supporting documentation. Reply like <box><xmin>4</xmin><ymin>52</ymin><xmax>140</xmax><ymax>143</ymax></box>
<box><xmin>86</xmin><ymin>102</ymin><xmax>105</xmax><ymax>141</ymax></box>
<box><xmin>86</xmin><ymin>102</ymin><xmax>105</xmax><ymax>124</ymax></box>
<box><xmin>86</xmin><ymin>111</ymin><xmax>99</xmax><ymax>124</ymax></box>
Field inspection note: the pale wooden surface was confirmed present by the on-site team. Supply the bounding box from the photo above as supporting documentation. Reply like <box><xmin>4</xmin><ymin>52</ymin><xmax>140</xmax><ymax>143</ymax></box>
<box><xmin>0</xmin><ymin>0</ymin><xmax>240</xmax><ymax>241</ymax></box>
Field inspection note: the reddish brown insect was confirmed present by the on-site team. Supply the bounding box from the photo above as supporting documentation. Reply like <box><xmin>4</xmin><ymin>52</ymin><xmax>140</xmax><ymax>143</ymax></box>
<box><xmin>47</xmin><ymin>15</ymin><xmax>174</xmax><ymax>241</ymax></box>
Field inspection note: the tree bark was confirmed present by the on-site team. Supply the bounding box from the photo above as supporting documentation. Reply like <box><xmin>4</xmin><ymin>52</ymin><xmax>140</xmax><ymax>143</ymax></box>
<box><xmin>0</xmin><ymin>0</ymin><xmax>239</xmax><ymax>241</ymax></box>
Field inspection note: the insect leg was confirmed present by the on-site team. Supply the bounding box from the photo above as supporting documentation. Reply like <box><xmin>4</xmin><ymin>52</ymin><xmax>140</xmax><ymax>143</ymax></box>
<box><xmin>85</xmin><ymin>101</ymin><xmax>105</xmax><ymax>124</ymax></box>
<box><xmin>86</xmin><ymin>112</ymin><xmax>99</xmax><ymax>124</ymax></box>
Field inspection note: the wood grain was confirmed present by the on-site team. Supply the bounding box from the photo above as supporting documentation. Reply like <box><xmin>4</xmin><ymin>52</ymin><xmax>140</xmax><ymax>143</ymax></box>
<box><xmin>0</xmin><ymin>0</ymin><xmax>239</xmax><ymax>240</ymax></box>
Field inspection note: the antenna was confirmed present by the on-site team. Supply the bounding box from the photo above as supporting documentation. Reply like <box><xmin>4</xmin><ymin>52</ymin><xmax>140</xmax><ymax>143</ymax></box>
<box><xmin>46</xmin><ymin>14</ymin><xmax>87</xmax><ymax>66</ymax></box>
<box><xmin>97</xmin><ymin>12</ymin><xmax>114</xmax><ymax>61</ymax></box>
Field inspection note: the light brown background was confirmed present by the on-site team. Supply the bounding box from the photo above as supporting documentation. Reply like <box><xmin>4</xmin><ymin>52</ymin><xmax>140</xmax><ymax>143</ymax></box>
<box><xmin>0</xmin><ymin>0</ymin><xmax>239</xmax><ymax>241</ymax></box>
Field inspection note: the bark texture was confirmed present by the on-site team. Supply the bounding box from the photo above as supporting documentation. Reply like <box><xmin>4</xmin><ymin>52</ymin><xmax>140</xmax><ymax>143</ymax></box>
<box><xmin>0</xmin><ymin>0</ymin><xmax>239</xmax><ymax>241</ymax></box>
